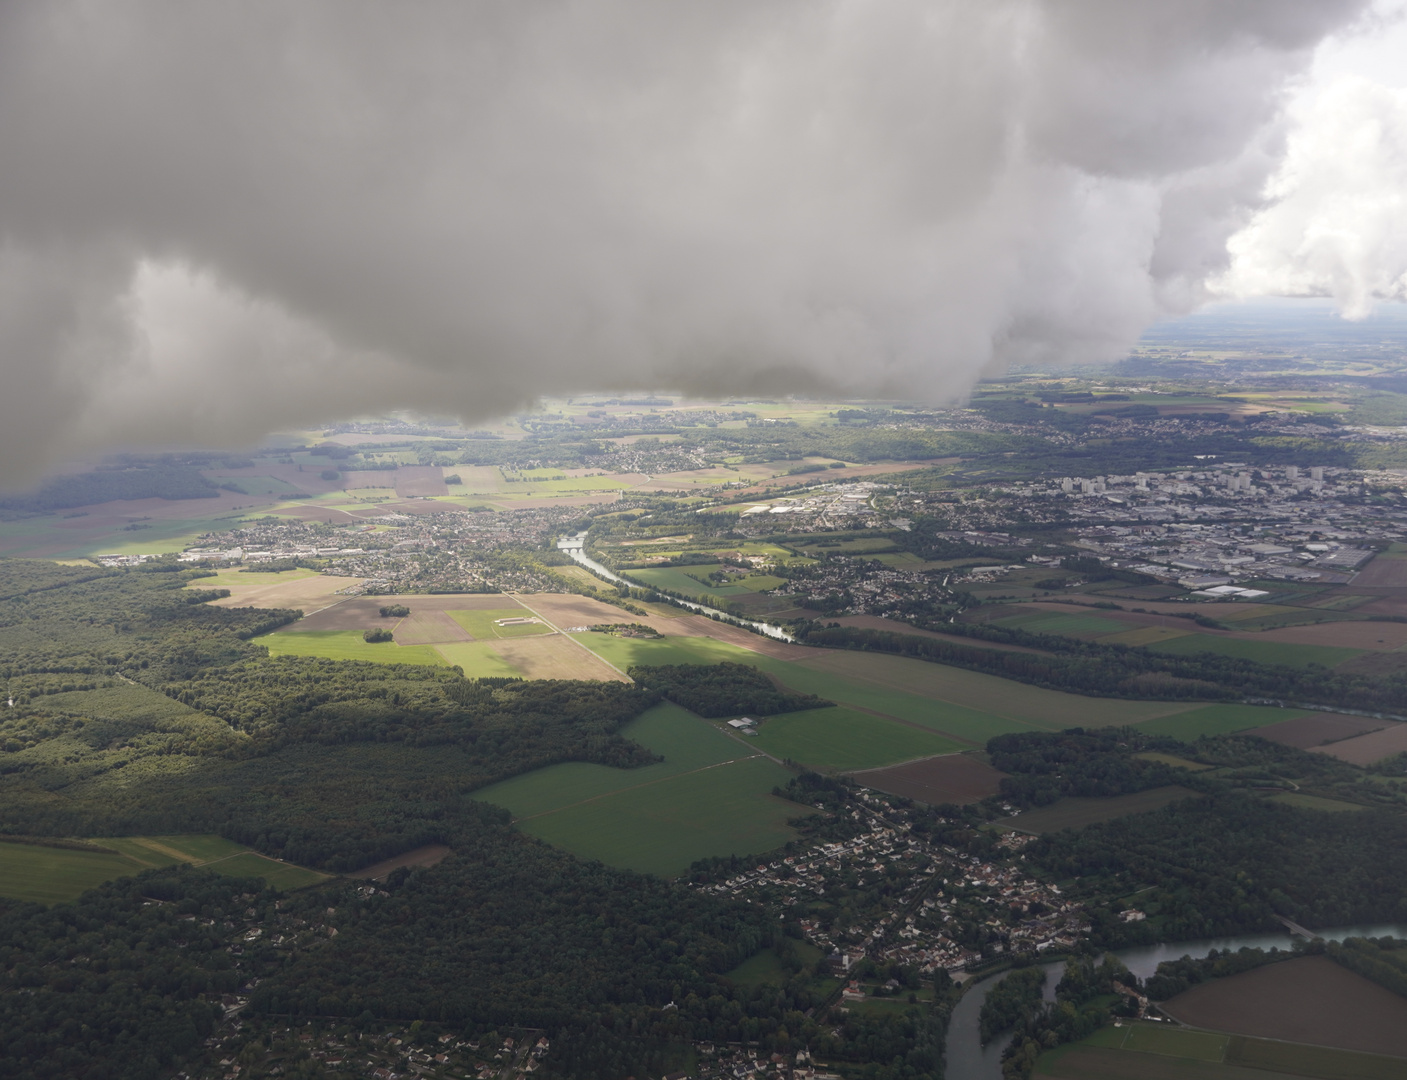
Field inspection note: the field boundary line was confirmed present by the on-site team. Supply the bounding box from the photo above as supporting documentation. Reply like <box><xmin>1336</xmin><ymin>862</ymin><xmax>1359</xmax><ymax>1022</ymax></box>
<box><xmin>507</xmin><ymin>593</ymin><xmax>631</xmax><ymax>678</ymax></box>
<box><xmin>514</xmin><ymin>755</ymin><xmax>764</xmax><ymax>821</ymax></box>
<box><xmin>849</xmin><ymin>750</ymin><xmax>968</xmax><ymax>775</ymax></box>
<box><xmin>789</xmin><ymin>651</ymin><xmax>1201</xmax><ymax>731</ymax></box>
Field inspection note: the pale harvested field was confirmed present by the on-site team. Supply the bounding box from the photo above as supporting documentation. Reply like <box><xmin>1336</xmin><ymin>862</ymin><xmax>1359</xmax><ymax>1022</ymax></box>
<box><xmin>1163</xmin><ymin>955</ymin><xmax>1407</xmax><ymax>1058</ymax></box>
<box><xmin>1347</xmin><ymin>555</ymin><xmax>1407</xmax><ymax>588</ymax></box>
<box><xmin>394</xmin><ymin>465</ymin><xmax>449</xmax><ymax>497</ymax></box>
<box><xmin>392</xmin><ymin>610</ymin><xmax>474</xmax><ymax>645</ymax></box>
<box><xmin>282</xmin><ymin>593</ymin><xmax>521</xmax><ymax>631</ymax></box>
<box><xmin>200</xmin><ymin>573</ymin><xmax>363</xmax><ymax>614</ymax></box>
<box><xmin>333</xmin><ymin>471</ymin><xmax>397</xmax><ymax>489</ymax></box>
<box><xmin>514</xmin><ymin>593</ymin><xmax>679</xmax><ymax>635</ymax></box>
<box><xmin>1311</xmin><ymin>721</ymin><xmax>1407</xmax><ymax>765</ymax></box>
<box><xmin>444</xmin><ymin>465</ymin><xmax>505</xmax><ymax>493</ymax></box>
<box><xmin>1242</xmin><ymin>620</ymin><xmax>1407</xmax><ymax>650</ymax></box>
<box><xmin>488</xmin><ymin>635</ymin><xmax>628</xmax><ymax>682</ymax></box>
<box><xmin>1252</xmin><ymin>712</ymin><xmax>1386</xmax><ymax>748</ymax></box>
<box><xmin>483</xmin><ymin>492</ymin><xmax>622</xmax><ymax>510</ymax></box>
<box><xmin>1353</xmin><ymin>596</ymin><xmax>1407</xmax><ymax>617</ymax></box>
<box><xmin>668</xmin><ymin>615</ymin><xmax>816</xmax><ymax>660</ymax></box>
<box><xmin>273</xmin><ymin>504</ymin><xmax>368</xmax><ymax>525</ymax></box>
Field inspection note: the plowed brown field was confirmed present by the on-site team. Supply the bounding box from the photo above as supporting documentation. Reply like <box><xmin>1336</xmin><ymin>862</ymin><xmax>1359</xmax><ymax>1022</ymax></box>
<box><xmin>1310</xmin><ymin>721</ymin><xmax>1407</xmax><ymax>765</ymax></box>
<box><xmin>1162</xmin><ymin>955</ymin><xmax>1407</xmax><ymax>1058</ymax></box>
<box><xmin>850</xmin><ymin>753</ymin><xmax>1005</xmax><ymax>805</ymax></box>
<box><xmin>1250</xmin><ymin>712</ymin><xmax>1386</xmax><ymax>748</ymax></box>
<box><xmin>489</xmin><ymin>635</ymin><xmax>628</xmax><ymax>682</ymax></box>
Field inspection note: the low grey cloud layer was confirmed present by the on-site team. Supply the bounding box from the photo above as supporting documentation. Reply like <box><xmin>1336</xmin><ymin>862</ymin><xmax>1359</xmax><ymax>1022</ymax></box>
<box><xmin>0</xmin><ymin>0</ymin><xmax>1378</xmax><ymax>486</ymax></box>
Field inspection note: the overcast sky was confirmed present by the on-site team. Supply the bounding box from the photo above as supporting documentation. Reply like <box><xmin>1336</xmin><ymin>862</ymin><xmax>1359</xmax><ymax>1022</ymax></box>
<box><xmin>1</xmin><ymin>0</ymin><xmax>1404</xmax><ymax>487</ymax></box>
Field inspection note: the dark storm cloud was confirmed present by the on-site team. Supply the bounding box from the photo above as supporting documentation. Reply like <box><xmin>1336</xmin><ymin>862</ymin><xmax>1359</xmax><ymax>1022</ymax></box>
<box><xmin>0</xmin><ymin>0</ymin><xmax>1372</xmax><ymax>485</ymax></box>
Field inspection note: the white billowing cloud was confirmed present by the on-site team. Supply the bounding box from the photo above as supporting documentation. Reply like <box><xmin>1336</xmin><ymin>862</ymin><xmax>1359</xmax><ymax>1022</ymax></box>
<box><xmin>1219</xmin><ymin>76</ymin><xmax>1407</xmax><ymax>315</ymax></box>
<box><xmin>0</xmin><ymin>0</ymin><xmax>1377</xmax><ymax>486</ymax></box>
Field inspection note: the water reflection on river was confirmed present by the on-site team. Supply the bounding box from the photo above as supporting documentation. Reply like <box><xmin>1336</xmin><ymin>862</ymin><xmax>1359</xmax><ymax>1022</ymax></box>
<box><xmin>944</xmin><ymin>923</ymin><xmax>1407</xmax><ymax>1079</ymax></box>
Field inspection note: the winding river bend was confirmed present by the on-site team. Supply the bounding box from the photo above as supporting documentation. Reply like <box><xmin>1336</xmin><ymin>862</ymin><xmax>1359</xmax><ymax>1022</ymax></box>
<box><xmin>556</xmin><ymin>532</ymin><xmax>794</xmax><ymax>641</ymax></box>
<box><xmin>944</xmin><ymin>922</ymin><xmax>1407</xmax><ymax>1079</ymax></box>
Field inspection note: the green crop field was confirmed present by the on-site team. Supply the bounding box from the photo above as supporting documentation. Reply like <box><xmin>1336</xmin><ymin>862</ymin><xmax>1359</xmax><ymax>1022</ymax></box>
<box><xmin>0</xmin><ymin>834</ymin><xmax>327</xmax><ymax>905</ymax></box>
<box><xmin>446</xmin><ymin>607</ymin><xmax>551</xmax><ymax>639</ymax></box>
<box><xmin>750</xmin><ymin>706</ymin><xmax>966</xmax><ymax>771</ymax></box>
<box><xmin>1117</xmin><ymin>1023</ymin><xmax>1228</xmax><ymax>1061</ymax></box>
<box><xmin>767</xmin><ymin>650</ymin><xmax>1193</xmax><ymax>732</ymax></box>
<box><xmin>577</xmin><ymin>630</ymin><xmax>1200</xmax><ymax>745</ymax></box>
<box><xmin>259</xmin><ymin>629</ymin><xmax>446</xmax><ymax>666</ymax></box>
<box><xmin>432</xmin><ymin>641</ymin><xmax>525</xmax><ymax>678</ymax></box>
<box><xmin>1226</xmin><ymin>1035</ymin><xmax>1407</xmax><ymax>1080</ymax></box>
<box><xmin>0</xmin><ymin>842</ymin><xmax>156</xmax><ymax>905</ymax></box>
<box><xmin>1134</xmin><ymin>704</ymin><xmax>1308</xmax><ymax>740</ymax></box>
<box><xmin>1148</xmin><ymin>633</ymin><xmax>1362</xmax><ymax>668</ymax></box>
<box><xmin>207</xmin><ymin>852</ymin><xmax>329</xmax><ymax>890</ymax></box>
<box><xmin>1042</xmin><ymin>1025</ymin><xmax>1407</xmax><ymax>1080</ymax></box>
<box><xmin>474</xmin><ymin>703</ymin><xmax>742</xmax><ymax>818</ymax></box>
<box><xmin>626</xmin><ymin>566</ymin><xmax>750</xmax><ymax>598</ymax></box>
<box><xmin>98</xmin><ymin>834</ymin><xmax>250</xmax><ymax>867</ymax></box>
<box><xmin>519</xmin><ymin>755</ymin><xmax>798</xmax><ymax>878</ymax></box>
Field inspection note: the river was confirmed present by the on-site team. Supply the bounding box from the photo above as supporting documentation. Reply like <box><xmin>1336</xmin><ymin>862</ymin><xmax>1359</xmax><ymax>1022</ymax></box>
<box><xmin>943</xmin><ymin>922</ymin><xmax>1407</xmax><ymax>1079</ymax></box>
<box><xmin>555</xmin><ymin>532</ymin><xmax>794</xmax><ymax>642</ymax></box>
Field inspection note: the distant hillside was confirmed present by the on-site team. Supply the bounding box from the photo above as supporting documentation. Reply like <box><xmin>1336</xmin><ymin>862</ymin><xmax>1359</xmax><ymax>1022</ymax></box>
<box><xmin>0</xmin><ymin>466</ymin><xmax>220</xmax><ymax>513</ymax></box>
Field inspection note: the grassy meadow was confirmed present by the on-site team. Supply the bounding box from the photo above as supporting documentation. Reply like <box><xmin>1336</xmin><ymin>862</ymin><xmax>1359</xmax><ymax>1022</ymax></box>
<box><xmin>0</xmin><ymin>834</ymin><xmax>328</xmax><ymax>905</ymax></box>
<box><xmin>258</xmin><ymin>629</ymin><xmax>447</xmax><ymax>666</ymax></box>
<box><xmin>476</xmin><ymin>702</ymin><xmax>798</xmax><ymax>877</ymax></box>
<box><xmin>749</xmin><ymin>706</ymin><xmax>965</xmax><ymax>771</ymax></box>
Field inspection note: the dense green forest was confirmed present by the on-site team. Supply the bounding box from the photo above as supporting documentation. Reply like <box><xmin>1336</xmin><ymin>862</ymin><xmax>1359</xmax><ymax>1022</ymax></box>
<box><xmin>985</xmin><ymin>729</ymin><xmax>1189</xmax><ymax>805</ymax></box>
<box><xmin>0</xmin><ymin>870</ymin><xmax>273</xmax><ymax>1080</ymax></box>
<box><xmin>627</xmin><ymin>662</ymin><xmax>830</xmax><ymax>718</ymax></box>
<box><xmin>978</xmin><ymin>967</ymin><xmax>1045</xmax><ymax>1044</ymax></box>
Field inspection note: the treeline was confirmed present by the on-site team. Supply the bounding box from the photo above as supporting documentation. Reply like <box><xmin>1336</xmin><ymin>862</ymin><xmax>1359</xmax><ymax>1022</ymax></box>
<box><xmin>1001</xmin><ymin>954</ymin><xmax>1137</xmax><ymax>1079</ymax></box>
<box><xmin>0</xmin><ymin>466</ymin><xmax>220</xmax><ymax>514</ymax></box>
<box><xmin>798</xmin><ymin>620</ymin><xmax>1407</xmax><ymax>713</ymax></box>
<box><xmin>627</xmin><ymin>662</ymin><xmax>830</xmax><ymax>718</ymax></box>
<box><xmin>1143</xmin><ymin>944</ymin><xmax>1295</xmax><ymax>1000</ymax></box>
<box><xmin>979</xmin><ymin>966</ymin><xmax>1045</xmax><ymax>1044</ymax></box>
<box><xmin>1325</xmin><ymin>937</ymin><xmax>1407</xmax><ymax>999</ymax></box>
<box><xmin>986</xmin><ymin>728</ymin><xmax>1190</xmax><ymax>806</ymax></box>
<box><xmin>1031</xmin><ymin>793</ymin><xmax>1407</xmax><ymax>943</ymax></box>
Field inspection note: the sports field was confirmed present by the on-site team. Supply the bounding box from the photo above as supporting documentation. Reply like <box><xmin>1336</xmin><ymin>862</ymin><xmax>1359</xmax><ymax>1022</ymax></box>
<box><xmin>476</xmin><ymin>702</ymin><xmax>798</xmax><ymax>876</ymax></box>
<box><xmin>447</xmin><ymin>608</ymin><xmax>555</xmax><ymax>639</ymax></box>
<box><xmin>749</xmin><ymin>706</ymin><xmax>966</xmax><ymax>771</ymax></box>
<box><xmin>258</xmin><ymin>629</ymin><xmax>446</xmax><ymax>666</ymax></box>
<box><xmin>0</xmin><ymin>834</ymin><xmax>328</xmax><ymax>905</ymax></box>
